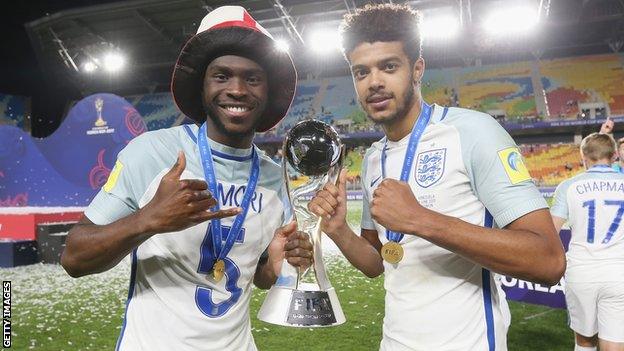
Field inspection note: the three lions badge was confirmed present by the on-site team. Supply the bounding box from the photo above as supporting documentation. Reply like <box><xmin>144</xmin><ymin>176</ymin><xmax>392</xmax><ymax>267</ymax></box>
<box><xmin>415</xmin><ymin>149</ymin><xmax>446</xmax><ymax>188</ymax></box>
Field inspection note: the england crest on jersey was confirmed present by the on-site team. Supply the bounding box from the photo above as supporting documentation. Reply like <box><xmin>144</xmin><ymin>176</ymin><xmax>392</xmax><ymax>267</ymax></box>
<box><xmin>415</xmin><ymin>148</ymin><xmax>446</xmax><ymax>188</ymax></box>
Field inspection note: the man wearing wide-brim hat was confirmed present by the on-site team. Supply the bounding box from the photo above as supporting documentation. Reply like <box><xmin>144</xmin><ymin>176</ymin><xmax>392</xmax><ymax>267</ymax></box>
<box><xmin>62</xmin><ymin>6</ymin><xmax>312</xmax><ymax>351</ymax></box>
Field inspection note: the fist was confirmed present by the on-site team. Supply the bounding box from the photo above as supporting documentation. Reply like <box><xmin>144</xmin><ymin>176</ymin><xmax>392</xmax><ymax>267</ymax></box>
<box><xmin>370</xmin><ymin>179</ymin><xmax>422</xmax><ymax>235</ymax></box>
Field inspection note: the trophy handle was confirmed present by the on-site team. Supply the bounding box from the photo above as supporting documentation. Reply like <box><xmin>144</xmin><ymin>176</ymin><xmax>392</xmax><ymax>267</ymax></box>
<box><xmin>279</xmin><ymin>145</ymin><xmax>325</xmax><ymax>288</ymax></box>
<box><xmin>278</xmin><ymin>144</ymin><xmax>344</xmax><ymax>290</ymax></box>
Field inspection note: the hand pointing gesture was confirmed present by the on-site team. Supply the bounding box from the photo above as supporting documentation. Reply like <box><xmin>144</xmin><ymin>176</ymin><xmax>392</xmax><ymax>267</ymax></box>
<box><xmin>138</xmin><ymin>151</ymin><xmax>242</xmax><ymax>234</ymax></box>
<box><xmin>600</xmin><ymin>116</ymin><xmax>614</xmax><ymax>135</ymax></box>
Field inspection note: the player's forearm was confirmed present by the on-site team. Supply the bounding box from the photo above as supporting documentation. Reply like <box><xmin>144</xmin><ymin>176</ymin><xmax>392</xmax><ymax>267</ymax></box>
<box><xmin>410</xmin><ymin>210</ymin><xmax>565</xmax><ymax>285</ymax></box>
<box><xmin>61</xmin><ymin>211</ymin><xmax>154</xmax><ymax>278</ymax></box>
<box><xmin>253</xmin><ymin>261</ymin><xmax>277</xmax><ymax>289</ymax></box>
<box><xmin>329</xmin><ymin>225</ymin><xmax>384</xmax><ymax>278</ymax></box>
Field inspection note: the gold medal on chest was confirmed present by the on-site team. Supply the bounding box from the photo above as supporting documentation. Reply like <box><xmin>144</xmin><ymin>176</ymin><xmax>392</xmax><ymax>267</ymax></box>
<box><xmin>381</xmin><ymin>242</ymin><xmax>404</xmax><ymax>264</ymax></box>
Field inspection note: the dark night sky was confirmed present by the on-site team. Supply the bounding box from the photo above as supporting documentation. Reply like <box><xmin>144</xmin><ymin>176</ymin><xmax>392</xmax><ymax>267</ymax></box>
<box><xmin>1</xmin><ymin>1</ymin><xmax>621</xmax><ymax>136</ymax></box>
<box><xmin>0</xmin><ymin>0</ymin><xmax>121</xmax><ymax>137</ymax></box>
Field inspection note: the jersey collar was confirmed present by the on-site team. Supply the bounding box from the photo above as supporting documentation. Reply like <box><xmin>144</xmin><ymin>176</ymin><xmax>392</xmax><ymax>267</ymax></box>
<box><xmin>184</xmin><ymin>124</ymin><xmax>253</xmax><ymax>161</ymax></box>
<box><xmin>587</xmin><ymin>164</ymin><xmax>616</xmax><ymax>173</ymax></box>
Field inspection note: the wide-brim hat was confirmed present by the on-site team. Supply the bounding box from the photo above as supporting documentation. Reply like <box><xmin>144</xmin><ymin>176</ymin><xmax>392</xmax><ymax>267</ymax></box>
<box><xmin>171</xmin><ymin>6</ymin><xmax>297</xmax><ymax>132</ymax></box>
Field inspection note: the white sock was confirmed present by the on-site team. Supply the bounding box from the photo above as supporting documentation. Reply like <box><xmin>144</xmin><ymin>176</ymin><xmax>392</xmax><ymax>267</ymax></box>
<box><xmin>574</xmin><ymin>345</ymin><xmax>597</xmax><ymax>351</ymax></box>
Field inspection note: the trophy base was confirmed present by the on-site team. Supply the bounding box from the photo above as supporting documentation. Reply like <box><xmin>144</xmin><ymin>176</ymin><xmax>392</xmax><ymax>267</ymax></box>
<box><xmin>257</xmin><ymin>283</ymin><xmax>345</xmax><ymax>327</ymax></box>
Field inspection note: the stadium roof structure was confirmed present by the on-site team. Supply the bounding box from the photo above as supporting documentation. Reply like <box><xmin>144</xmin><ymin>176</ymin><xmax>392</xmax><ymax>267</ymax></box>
<box><xmin>25</xmin><ymin>0</ymin><xmax>624</xmax><ymax>96</ymax></box>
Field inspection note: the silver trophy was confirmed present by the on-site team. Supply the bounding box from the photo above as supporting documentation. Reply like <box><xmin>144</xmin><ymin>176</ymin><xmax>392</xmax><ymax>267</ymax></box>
<box><xmin>257</xmin><ymin>119</ymin><xmax>346</xmax><ymax>327</ymax></box>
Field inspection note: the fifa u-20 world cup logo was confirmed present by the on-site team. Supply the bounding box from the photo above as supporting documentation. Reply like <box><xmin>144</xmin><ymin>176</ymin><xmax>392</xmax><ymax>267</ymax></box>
<box><xmin>94</xmin><ymin>97</ymin><xmax>107</xmax><ymax>127</ymax></box>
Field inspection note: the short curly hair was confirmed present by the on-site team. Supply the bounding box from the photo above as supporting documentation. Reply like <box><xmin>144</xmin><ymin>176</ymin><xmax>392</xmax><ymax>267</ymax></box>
<box><xmin>339</xmin><ymin>3</ymin><xmax>422</xmax><ymax>63</ymax></box>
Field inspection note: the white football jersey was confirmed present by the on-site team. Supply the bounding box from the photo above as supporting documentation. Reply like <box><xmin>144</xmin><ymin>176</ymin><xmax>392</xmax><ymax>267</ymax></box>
<box><xmin>360</xmin><ymin>105</ymin><xmax>547</xmax><ymax>351</ymax></box>
<box><xmin>551</xmin><ymin>165</ymin><xmax>624</xmax><ymax>283</ymax></box>
<box><xmin>85</xmin><ymin>124</ymin><xmax>288</xmax><ymax>351</ymax></box>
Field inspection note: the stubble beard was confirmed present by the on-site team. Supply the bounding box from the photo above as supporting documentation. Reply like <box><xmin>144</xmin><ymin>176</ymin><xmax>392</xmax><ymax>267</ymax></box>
<box><xmin>364</xmin><ymin>75</ymin><xmax>416</xmax><ymax>127</ymax></box>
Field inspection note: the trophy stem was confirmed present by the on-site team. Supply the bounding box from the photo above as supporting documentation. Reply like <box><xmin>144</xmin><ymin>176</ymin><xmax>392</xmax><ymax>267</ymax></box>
<box><xmin>258</xmin><ymin>121</ymin><xmax>345</xmax><ymax>327</ymax></box>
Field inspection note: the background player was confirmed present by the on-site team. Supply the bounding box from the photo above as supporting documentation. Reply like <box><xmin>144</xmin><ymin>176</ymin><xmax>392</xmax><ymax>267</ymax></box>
<box><xmin>551</xmin><ymin>133</ymin><xmax>624</xmax><ymax>351</ymax></box>
<box><xmin>599</xmin><ymin>118</ymin><xmax>624</xmax><ymax>174</ymax></box>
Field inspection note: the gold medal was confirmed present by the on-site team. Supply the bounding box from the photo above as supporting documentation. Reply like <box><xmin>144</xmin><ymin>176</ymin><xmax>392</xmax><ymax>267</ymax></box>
<box><xmin>212</xmin><ymin>259</ymin><xmax>225</xmax><ymax>282</ymax></box>
<box><xmin>381</xmin><ymin>242</ymin><xmax>404</xmax><ymax>264</ymax></box>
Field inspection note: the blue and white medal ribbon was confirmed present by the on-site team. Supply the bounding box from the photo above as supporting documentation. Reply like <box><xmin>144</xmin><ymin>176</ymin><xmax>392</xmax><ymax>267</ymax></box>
<box><xmin>379</xmin><ymin>102</ymin><xmax>433</xmax><ymax>263</ymax></box>
<box><xmin>198</xmin><ymin>122</ymin><xmax>259</xmax><ymax>281</ymax></box>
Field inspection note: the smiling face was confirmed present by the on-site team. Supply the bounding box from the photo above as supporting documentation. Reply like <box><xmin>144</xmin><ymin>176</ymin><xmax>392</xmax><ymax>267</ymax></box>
<box><xmin>201</xmin><ymin>55</ymin><xmax>269</xmax><ymax>147</ymax></box>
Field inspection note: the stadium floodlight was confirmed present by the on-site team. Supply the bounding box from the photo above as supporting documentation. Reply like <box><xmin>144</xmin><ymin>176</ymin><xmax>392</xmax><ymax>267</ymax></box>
<box><xmin>103</xmin><ymin>52</ymin><xmax>125</xmax><ymax>72</ymax></box>
<box><xmin>422</xmin><ymin>14</ymin><xmax>460</xmax><ymax>40</ymax></box>
<box><xmin>82</xmin><ymin>61</ymin><xmax>97</xmax><ymax>73</ymax></box>
<box><xmin>309</xmin><ymin>28</ymin><xmax>341</xmax><ymax>54</ymax></box>
<box><xmin>275</xmin><ymin>39</ymin><xmax>290</xmax><ymax>52</ymax></box>
<box><xmin>483</xmin><ymin>6</ymin><xmax>539</xmax><ymax>36</ymax></box>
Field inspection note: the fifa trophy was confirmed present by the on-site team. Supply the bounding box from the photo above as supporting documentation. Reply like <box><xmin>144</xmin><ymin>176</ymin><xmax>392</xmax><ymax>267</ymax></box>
<box><xmin>257</xmin><ymin>120</ymin><xmax>346</xmax><ymax>327</ymax></box>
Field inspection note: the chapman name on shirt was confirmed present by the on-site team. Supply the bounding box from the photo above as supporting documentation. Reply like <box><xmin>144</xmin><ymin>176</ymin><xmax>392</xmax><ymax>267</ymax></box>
<box><xmin>575</xmin><ymin>180</ymin><xmax>624</xmax><ymax>195</ymax></box>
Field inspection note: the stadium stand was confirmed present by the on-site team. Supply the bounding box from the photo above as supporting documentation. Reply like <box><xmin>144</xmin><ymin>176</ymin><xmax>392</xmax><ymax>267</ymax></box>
<box><xmin>270</xmin><ymin>52</ymin><xmax>624</xmax><ymax>134</ymax></box>
<box><xmin>116</xmin><ymin>53</ymin><xmax>624</xmax><ymax>139</ymax></box>
<box><xmin>3</xmin><ymin>53</ymin><xmax>616</xmax><ymax>192</ymax></box>
<box><xmin>258</xmin><ymin>142</ymin><xmax>582</xmax><ymax>190</ymax></box>
<box><xmin>125</xmin><ymin>92</ymin><xmax>192</xmax><ymax>131</ymax></box>
<box><xmin>540</xmin><ymin>54</ymin><xmax>624</xmax><ymax>119</ymax></box>
<box><xmin>522</xmin><ymin>143</ymin><xmax>584</xmax><ymax>187</ymax></box>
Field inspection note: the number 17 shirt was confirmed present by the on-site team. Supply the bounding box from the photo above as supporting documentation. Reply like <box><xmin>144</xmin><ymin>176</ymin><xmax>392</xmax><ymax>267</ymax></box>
<box><xmin>551</xmin><ymin>165</ymin><xmax>624</xmax><ymax>283</ymax></box>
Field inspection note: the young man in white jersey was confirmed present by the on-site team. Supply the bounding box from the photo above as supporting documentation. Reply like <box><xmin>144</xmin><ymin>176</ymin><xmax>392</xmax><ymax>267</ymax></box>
<box><xmin>61</xmin><ymin>6</ymin><xmax>313</xmax><ymax>351</ymax></box>
<box><xmin>308</xmin><ymin>4</ymin><xmax>566</xmax><ymax>350</ymax></box>
<box><xmin>551</xmin><ymin>133</ymin><xmax>624</xmax><ymax>351</ymax></box>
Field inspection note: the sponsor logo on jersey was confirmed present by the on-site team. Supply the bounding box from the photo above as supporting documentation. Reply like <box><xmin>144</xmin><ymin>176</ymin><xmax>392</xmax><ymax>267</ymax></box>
<box><xmin>415</xmin><ymin>148</ymin><xmax>446</xmax><ymax>188</ymax></box>
<box><xmin>103</xmin><ymin>160</ymin><xmax>123</xmax><ymax>192</ymax></box>
<box><xmin>498</xmin><ymin>147</ymin><xmax>531</xmax><ymax>184</ymax></box>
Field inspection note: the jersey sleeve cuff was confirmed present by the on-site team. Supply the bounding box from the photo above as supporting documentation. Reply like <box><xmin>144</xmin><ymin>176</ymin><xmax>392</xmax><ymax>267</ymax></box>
<box><xmin>83</xmin><ymin>206</ymin><xmax>116</xmax><ymax>226</ymax></box>
<box><xmin>84</xmin><ymin>191</ymin><xmax>135</xmax><ymax>225</ymax></box>
<box><xmin>549</xmin><ymin>207</ymin><xmax>568</xmax><ymax>220</ymax></box>
<box><xmin>493</xmin><ymin>197</ymin><xmax>548</xmax><ymax>228</ymax></box>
